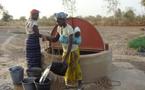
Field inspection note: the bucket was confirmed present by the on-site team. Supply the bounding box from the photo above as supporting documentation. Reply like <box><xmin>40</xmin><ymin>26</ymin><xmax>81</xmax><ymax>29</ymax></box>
<box><xmin>26</xmin><ymin>67</ymin><xmax>42</xmax><ymax>78</ymax></box>
<box><xmin>34</xmin><ymin>78</ymin><xmax>51</xmax><ymax>90</ymax></box>
<box><xmin>9</xmin><ymin>66</ymin><xmax>24</xmax><ymax>84</ymax></box>
<box><xmin>22</xmin><ymin>78</ymin><xmax>36</xmax><ymax>90</ymax></box>
<box><xmin>50</xmin><ymin>61</ymin><xmax>68</xmax><ymax>76</ymax></box>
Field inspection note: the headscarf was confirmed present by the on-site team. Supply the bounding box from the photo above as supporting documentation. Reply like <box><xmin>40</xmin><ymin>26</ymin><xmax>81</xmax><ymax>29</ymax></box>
<box><xmin>54</xmin><ymin>12</ymin><xmax>68</xmax><ymax>19</ymax></box>
<box><xmin>30</xmin><ymin>9</ymin><xmax>39</xmax><ymax>14</ymax></box>
<box><xmin>74</xmin><ymin>27</ymin><xmax>81</xmax><ymax>33</ymax></box>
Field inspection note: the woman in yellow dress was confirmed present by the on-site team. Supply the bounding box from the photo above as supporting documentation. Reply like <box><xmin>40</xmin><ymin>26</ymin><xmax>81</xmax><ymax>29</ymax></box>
<box><xmin>43</xmin><ymin>12</ymin><xmax>82</xmax><ymax>90</ymax></box>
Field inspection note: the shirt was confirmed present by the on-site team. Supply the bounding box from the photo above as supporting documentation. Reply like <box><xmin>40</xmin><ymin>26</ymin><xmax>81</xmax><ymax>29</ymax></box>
<box><xmin>25</xmin><ymin>19</ymin><xmax>38</xmax><ymax>34</ymax></box>
<box><xmin>57</xmin><ymin>24</ymin><xmax>79</xmax><ymax>52</ymax></box>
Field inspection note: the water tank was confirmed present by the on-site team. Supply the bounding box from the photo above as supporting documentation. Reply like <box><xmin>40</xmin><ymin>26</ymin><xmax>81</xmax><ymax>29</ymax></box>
<box><xmin>42</xmin><ymin>17</ymin><xmax>112</xmax><ymax>83</ymax></box>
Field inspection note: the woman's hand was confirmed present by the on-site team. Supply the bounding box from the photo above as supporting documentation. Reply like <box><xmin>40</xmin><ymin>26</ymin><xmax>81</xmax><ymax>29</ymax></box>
<box><xmin>41</xmin><ymin>35</ymin><xmax>48</xmax><ymax>41</ymax></box>
<box><xmin>63</xmin><ymin>59</ymin><xmax>67</xmax><ymax>65</ymax></box>
<box><xmin>71</xmin><ymin>58</ymin><xmax>77</xmax><ymax>69</ymax></box>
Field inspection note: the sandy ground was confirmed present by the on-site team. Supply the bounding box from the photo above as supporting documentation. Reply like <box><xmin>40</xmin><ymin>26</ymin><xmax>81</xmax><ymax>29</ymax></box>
<box><xmin>0</xmin><ymin>26</ymin><xmax>145</xmax><ymax>90</ymax></box>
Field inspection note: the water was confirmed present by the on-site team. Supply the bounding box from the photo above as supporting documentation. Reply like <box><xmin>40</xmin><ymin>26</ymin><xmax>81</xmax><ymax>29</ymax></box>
<box><xmin>39</xmin><ymin>65</ymin><xmax>51</xmax><ymax>83</ymax></box>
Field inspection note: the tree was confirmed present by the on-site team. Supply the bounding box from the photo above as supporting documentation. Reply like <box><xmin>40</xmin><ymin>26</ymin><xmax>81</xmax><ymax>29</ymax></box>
<box><xmin>141</xmin><ymin>0</ymin><xmax>145</xmax><ymax>7</ymax></box>
<box><xmin>104</xmin><ymin>0</ymin><xmax>120</xmax><ymax>25</ymax></box>
<box><xmin>19</xmin><ymin>16</ymin><xmax>26</xmax><ymax>21</ymax></box>
<box><xmin>141</xmin><ymin>0</ymin><xmax>145</xmax><ymax>16</ymax></box>
<box><xmin>104</xmin><ymin>0</ymin><xmax>120</xmax><ymax>15</ymax></box>
<box><xmin>84</xmin><ymin>16</ymin><xmax>97</xmax><ymax>25</ymax></box>
<box><xmin>40</xmin><ymin>16</ymin><xmax>48</xmax><ymax>21</ymax></box>
<box><xmin>95</xmin><ymin>15</ymin><xmax>102</xmax><ymax>25</ymax></box>
<box><xmin>0</xmin><ymin>4</ymin><xmax>13</xmax><ymax>21</ymax></box>
<box><xmin>1</xmin><ymin>11</ymin><xmax>13</xmax><ymax>21</ymax></box>
<box><xmin>115</xmin><ymin>8</ymin><xmax>122</xmax><ymax>18</ymax></box>
<box><xmin>0</xmin><ymin>4</ymin><xmax>3</xmax><ymax>13</ymax></box>
<box><xmin>135</xmin><ymin>15</ymin><xmax>143</xmax><ymax>25</ymax></box>
<box><xmin>39</xmin><ymin>16</ymin><xmax>55</xmax><ymax>26</ymax></box>
<box><xmin>62</xmin><ymin>0</ymin><xmax>76</xmax><ymax>16</ymax></box>
<box><xmin>123</xmin><ymin>8</ymin><xmax>135</xmax><ymax>25</ymax></box>
<box><xmin>114</xmin><ymin>8</ymin><xmax>123</xmax><ymax>25</ymax></box>
<box><xmin>47</xmin><ymin>15</ymin><xmax>55</xmax><ymax>25</ymax></box>
<box><xmin>0</xmin><ymin>4</ymin><xmax>4</xmax><ymax>18</ymax></box>
<box><xmin>124</xmin><ymin>9</ymin><xmax>135</xmax><ymax>20</ymax></box>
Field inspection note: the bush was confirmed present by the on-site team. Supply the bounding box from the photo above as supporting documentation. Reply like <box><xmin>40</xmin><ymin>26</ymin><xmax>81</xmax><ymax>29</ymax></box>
<box><xmin>128</xmin><ymin>36</ymin><xmax>145</xmax><ymax>52</ymax></box>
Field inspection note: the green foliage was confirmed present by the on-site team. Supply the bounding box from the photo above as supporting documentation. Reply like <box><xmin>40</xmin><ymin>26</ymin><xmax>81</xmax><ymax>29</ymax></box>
<box><xmin>1</xmin><ymin>12</ymin><xmax>13</xmax><ymax>21</ymax></box>
<box><xmin>0</xmin><ymin>4</ymin><xmax>13</xmax><ymax>21</ymax></box>
<box><xmin>104</xmin><ymin>0</ymin><xmax>120</xmax><ymax>14</ymax></box>
<box><xmin>128</xmin><ymin>36</ymin><xmax>145</xmax><ymax>50</ymax></box>
<box><xmin>115</xmin><ymin>8</ymin><xmax>122</xmax><ymax>19</ymax></box>
<box><xmin>123</xmin><ymin>8</ymin><xmax>135</xmax><ymax>21</ymax></box>
<box><xmin>19</xmin><ymin>16</ymin><xmax>26</xmax><ymax>21</ymax></box>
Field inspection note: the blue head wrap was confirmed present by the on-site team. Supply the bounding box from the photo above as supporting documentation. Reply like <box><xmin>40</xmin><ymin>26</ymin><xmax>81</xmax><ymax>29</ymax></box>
<box><xmin>54</xmin><ymin>12</ymin><xmax>68</xmax><ymax>19</ymax></box>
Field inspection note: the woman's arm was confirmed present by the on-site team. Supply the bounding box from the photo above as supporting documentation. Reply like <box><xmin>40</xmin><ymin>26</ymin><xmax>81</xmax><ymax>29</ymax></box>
<box><xmin>33</xmin><ymin>25</ymin><xmax>41</xmax><ymax>37</ymax></box>
<box><xmin>43</xmin><ymin>32</ymin><xmax>60</xmax><ymax>42</ymax></box>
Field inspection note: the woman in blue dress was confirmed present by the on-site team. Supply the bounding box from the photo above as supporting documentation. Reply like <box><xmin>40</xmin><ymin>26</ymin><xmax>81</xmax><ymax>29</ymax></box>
<box><xmin>25</xmin><ymin>9</ymin><xmax>42</xmax><ymax>69</ymax></box>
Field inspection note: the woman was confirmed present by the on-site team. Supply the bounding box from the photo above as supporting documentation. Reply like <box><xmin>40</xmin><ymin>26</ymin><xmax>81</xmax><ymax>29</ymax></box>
<box><xmin>25</xmin><ymin>9</ymin><xmax>42</xmax><ymax>69</ymax></box>
<box><xmin>44</xmin><ymin>12</ymin><xmax>82</xmax><ymax>89</ymax></box>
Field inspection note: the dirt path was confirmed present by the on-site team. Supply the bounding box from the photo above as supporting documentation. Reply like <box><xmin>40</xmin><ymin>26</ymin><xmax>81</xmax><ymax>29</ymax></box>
<box><xmin>1</xmin><ymin>34</ymin><xmax>17</xmax><ymax>52</ymax></box>
<box><xmin>0</xmin><ymin>26</ymin><xmax>145</xmax><ymax>90</ymax></box>
<box><xmin>0</xmin><ymin>34</ymin><xmax>18</xmax><ymax>87</ymax></box>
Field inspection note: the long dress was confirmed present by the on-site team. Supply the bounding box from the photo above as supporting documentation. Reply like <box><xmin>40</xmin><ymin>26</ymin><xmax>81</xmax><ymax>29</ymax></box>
<box><xmin>25</xmin><ymin>19</ymin><xmax>41</xmax><ymax>68</ymax></box>
<box><xmin>57</xmin><ymin>24</ymin><xmax>82</xmax><ymax>85</ymax></box>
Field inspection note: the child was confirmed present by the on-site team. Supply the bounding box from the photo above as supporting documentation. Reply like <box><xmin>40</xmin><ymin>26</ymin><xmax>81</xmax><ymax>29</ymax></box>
<box><xmin>73</xmin><ymin>27</ymin><xmax>81</xmax><ymax>45</ymax></box>
<box><xmin>59</xmin><ymin>26</ymin><xmax>81</xmax><ymax>45</ymax></box>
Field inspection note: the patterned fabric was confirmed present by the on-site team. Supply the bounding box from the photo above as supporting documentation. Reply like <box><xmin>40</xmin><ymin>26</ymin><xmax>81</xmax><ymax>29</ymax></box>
<box><xmin>58</xmin><ymin>26</ymin><xmax>81</xmax><ymax>45</ymax></box>
<box><xmin>59</xmin><ymin>34</ymin><xmax>81</xmax><ymax>45</ymax></box>
<box><xmin>25</xmin><ymin>18</ymin><xmax>41</xmax><ymax>68</ymax></box>
<box><xmin>63</xmin><ymin>48</ymin><xmax>82</xmax><ymax>85</ymax></box>
<box><xmin>57</xmin><ymin>25</ymin><xmax>82</xmax><ymax>85</ymax></box>
<box><xmin>31</xmin><ymin>9</ymin><xmax>39</xmax><ymax>14</ymax></box>
<box><xmin>26</xmin><ymin>34</ymin><xmax>41</xmax><ymax>68</ymax></box>
<box><xmin>54</xmin><ymin>12</ymin><xmax>68</xmax><ymax>19</ymax></box>
<box><xmin>57</xmin><ymin>24</ymin><xmax>79</xmax><ymax>52</ymax></box>
<box><xmin>59</xmin><ymin>35</ymin><xmax>68</xmax><ymax>44</ymax></box>
<box><xmin>73</xmin><ymin>27</ymin><xmax>81</xmax><ymax>45</ymax></box>
<box><xmin>73</xmin><ymin>36</ymin><xmax>81</xmax><ymax>45</ymax></box>
<box><xmin>25</xmin><ymin>19</ymin><xmax>38</xmax><ymax>34</ymax></box>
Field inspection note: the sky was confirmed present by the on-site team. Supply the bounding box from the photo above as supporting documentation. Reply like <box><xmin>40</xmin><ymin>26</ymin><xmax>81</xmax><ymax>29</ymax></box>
<box><xmin>0</xmin><ymin>0</ymin><xmax>144</xmax><ymax>19</ymax></box>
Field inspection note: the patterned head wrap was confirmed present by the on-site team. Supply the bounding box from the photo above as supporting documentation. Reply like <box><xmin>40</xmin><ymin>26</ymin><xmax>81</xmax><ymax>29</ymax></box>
<box><xmin>54</xmin><ymin>12</ymin><xmax>68</xmax><ymax>19</ymax></box>
<box><xmin>30</xmin><ymin>9</ymin><xmax>39</xmax><ymax>14</ymax></box>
